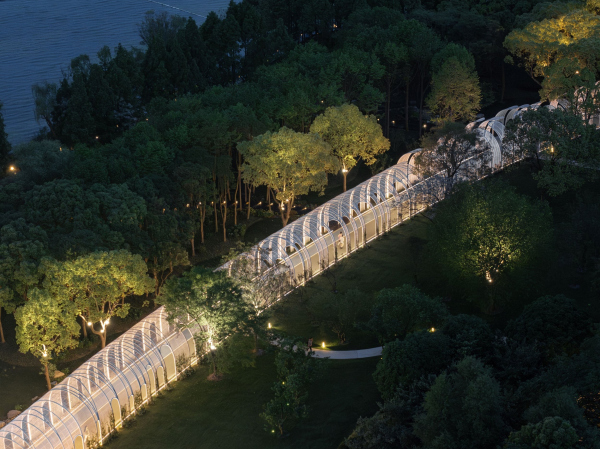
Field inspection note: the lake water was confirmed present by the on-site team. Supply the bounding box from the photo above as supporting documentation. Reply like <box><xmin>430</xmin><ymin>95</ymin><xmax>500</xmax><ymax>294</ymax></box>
<box><xmin>0</xmin><ymin>0</ymin><xmax>230</xmax><ymax>144</ymax></box>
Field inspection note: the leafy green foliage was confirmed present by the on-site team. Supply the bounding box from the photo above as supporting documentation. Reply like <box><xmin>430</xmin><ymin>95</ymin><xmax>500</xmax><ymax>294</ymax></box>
<box><xmin>374</xmin><ymin>331</ymin><xmax>452</xmax><ymax>400</ymax></box>
<box><xmin>428</xmin><ymin>181</ymin><xmax>553</xmax><ymax>310</ymax></box>
<box><xmin>505</xmin><ymin>295</ymin><xmax>591</xmax><ymax>360</ymax></box>
<box><xmin>308</xmin><ymin>289</ymin><xmax>369</xmax><ymax>344</ymax></box>
<box><xmin>426</xmin><ymin>44</ymin><xmax>482</xmax><ymax>123</ymax></box>
<box><xmin>504</xmin><ymin>416</ymin><xmax>578</xmax><ymax>449</ymax></box>
<box><xmin>42</xmin><ymin>250</ymin><xmax>153</xmax><ymax>348</ymax></box>
<box><xmin>503</xmin><ymin>107</ymin><xmax>600</xmax><ymax>196</ymax></box>
<box><xmin>366</xmin><ymin>285</ymin><xmax>448</xmax><ymax>344</ymax></box>
<box><xmin>310</xmin><ymin>104</ymin><xmax>389</xmax><ymax>191</ymax></box>
<box><xmin>413</xmin><ymin>357</ymin><xmax>505</xmax><ymax>449</ymax></box>
<box><xmin>261</xmin><ymin>338</ymin><xmax>324</xmax><ymax>435</ymax></box>
<box><xmin>15</xmin><ymin>287</ymin><xmax>80</xmax><ymax>389</ymax></box>
<box><xmin>159</xmin><ymin>267</ymin><xmax>254</xmax><ymax>376</ymax></box>
<box><xmin>238</xmin><ymin>127</ymin><xmax>338</xmax><ymax>226</ymax></box>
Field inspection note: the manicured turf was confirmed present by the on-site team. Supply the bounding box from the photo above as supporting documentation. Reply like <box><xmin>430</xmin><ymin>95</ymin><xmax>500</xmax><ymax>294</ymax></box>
<box><xmin>268</xmin><ymin>214</ymin><xmax>432</xmax><ymax>350</ymax></box>
<box><xmin>107</xmin><ymin>354</ymin><xmax>379</xmax><ymax>449</ymax></box>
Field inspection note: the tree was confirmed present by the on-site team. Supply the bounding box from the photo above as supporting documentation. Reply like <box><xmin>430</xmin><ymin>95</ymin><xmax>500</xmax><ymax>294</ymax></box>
<box><xmin>222</xmin><ymin>243</ymin><xmax>288</xmax><ymax>350</ymax></box>
<box><xmin>0</xmin><ymin>219</ymin><xmax>48</xmax><ymax>343</ymax></box>
<box><xmin>15</xmin><ymin>287</ymin><xmax>80</xmax><ymax>390</ymax></box>
<box><xmin>31</xmin><ymin>82</ymin><xmax>58</xmax><ymax>138</ymax></box>
<box><xmin>238</xmin><ymin>127</ymin><xmax>338</xmax><ymax>227</ymax></box>
<box><xmin>310</xmin><ymin>104</ymin><xmax>389</xmax><ymax>191</ymax></box>
<box><xmin>365</xmin><ymin>285</ymin><xmax>448</xmax><ymax>344</ymax></box>
<box><xmin>415</xmin><ymin>121</ymin><xmax>491</xmax><ymax>195</ymax></box>
<box><xmin>413</xmin><ymin>356</ymin><xmax>505</xmax><ymax>449</ymax></box>
<box><xmin>428</xmin><ymin>181</ymin><xmax>553</xmax><ymax>311</ymax></box>
<box><xmin>426</xmin><ymin>56</ymin><xmax>482</xmax><ymax>123</ymax></box>
<box><xmin>43</xmin><ymin>250</ymin><xmax>153</xmax><ymax>348</ymax></box>
<box><xmin>308</xmin><ymin>289</ymin><xmax>369</xmax><ymax>344</ymax></box>
<box><xmin>503</xmin><ymin>107</ymin><xmax>600</xmax><ymax>196</ymax></box>
<box><xmin>12</xmin><ymin>140</ymin><xmax>71</xmax><ymax>184</ymax></box>
<box><xmin>504</xmin><ymin>417</ymin><xmax>578</xmax><ymax>449</ymax></box>
<box><xmin>374</xmin><ymin>331</ymin><xmax>453</xmax><ymax>400</ymax></box>
<box><xmin>504</xmin><ymin>4</ymin><xmax>600</xmax><ymax>88</ymax></box>
<box><xmin>0</xmin><ymin>101</ymin><xmax>10</xmax><ymax>173</ymax></box>
<box><xmin>505</xmin><ymin>295</ymin><xmax>590</xmax><ymax>360</ymax></box>
<box><xmin>261</xmin><ymin>338</ymin><xmax>324</xmax><ymax>435</ymax></box>
<box><xmin>159</xmin><ymin>267</ymin><xmax>254</xmax><ymax>378</ymax></box>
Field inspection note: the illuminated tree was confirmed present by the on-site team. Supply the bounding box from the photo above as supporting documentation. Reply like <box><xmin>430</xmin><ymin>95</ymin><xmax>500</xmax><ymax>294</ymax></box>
<box><xmin>15</xmin><ymin>287</ymin><xmax>80</xmax><ymax>390</ymax></box>
<box><xmin>0</xmin><ymin>219</ymin><xmax>48</xmax><ymax>343</ymax></box>
<box><xmin>310</xmin><ymin>104</ymin><xmax>389</xmax><ymax>191</ymax></box>
<box><xmin>238</xmin><ymin>127</ymin><xmax>338</xmax><ymax>227</ymax></box>
<box><xmin>428</xmin><ymin>181</ymin><xmax>553</xmax><ymax>311</ymax></box>
<box><xmin>42</xmin><ymin>250</ymin><xmax>154</xmax><ymax>348</ymax></box>
<box><xmin>504</xmin><ymin>3</ymin><xmax>600</xmax><ymax>88</ymax></box>
<box><xmin>426</xmin><ymin>56</ymin><xmax>482</xmax><ymax>123</ymax></box>
<box><xmin>159</xmin><ymin>267</ymin><xmax>254</xmax><ymax>378</ymax></box>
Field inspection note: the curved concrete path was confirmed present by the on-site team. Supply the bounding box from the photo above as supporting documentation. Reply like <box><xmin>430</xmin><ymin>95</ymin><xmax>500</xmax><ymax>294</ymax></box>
<box><xmin>309</xmin><ymin>346</ymin><xmax>383</xmax><ymax>359</ymax></box>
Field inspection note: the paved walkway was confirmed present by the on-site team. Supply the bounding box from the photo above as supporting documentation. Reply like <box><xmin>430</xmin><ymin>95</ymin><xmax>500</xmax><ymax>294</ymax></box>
<box><xmin>309</xmin><ymin>346</ymin><xmax>383</xmax><ymax>359</ymax></box>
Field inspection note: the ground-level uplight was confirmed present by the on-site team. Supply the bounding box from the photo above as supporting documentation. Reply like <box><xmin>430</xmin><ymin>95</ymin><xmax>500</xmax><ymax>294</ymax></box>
<box><xmin>268</xmin><ymin>322</ymin><xmax>272</xmax><ymax>329</ymax></box>
<box><xmin>321</xmin><ymin>342</ymin><xmax>325</xmax><ymax>348</ymax></box>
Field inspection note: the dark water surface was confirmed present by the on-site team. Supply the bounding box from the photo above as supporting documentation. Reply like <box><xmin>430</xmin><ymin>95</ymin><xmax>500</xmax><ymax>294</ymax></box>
<box><xmin>0</xmin><ymin>0</ymin><xmax>228</xmax><ymax>144</ymax></box>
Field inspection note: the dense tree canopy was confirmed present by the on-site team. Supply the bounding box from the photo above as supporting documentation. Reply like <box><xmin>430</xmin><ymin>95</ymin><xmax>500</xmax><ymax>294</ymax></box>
<box><xmin>428</xmin><ymin>181</ymin><xmax>553</xmax><ymax>310</ymax></box>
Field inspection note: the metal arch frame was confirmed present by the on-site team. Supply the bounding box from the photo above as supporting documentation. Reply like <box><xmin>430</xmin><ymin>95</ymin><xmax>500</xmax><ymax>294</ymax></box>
<box><xmin>278</xmin><ymin>224</ymin><xmax>312</xmax><ymax>278</ymax></box>
<box><xmin>102</xmin><ymin>349</ymin><xmax>137</xmax><ymax>397</ymax></box>
<box><xmin>0</xmin><ymin>432</ymin><xmax>27</xmax><ymax>449</ymax></box>
<box><xmin>322</xmin><ymin>198</ymin><xmax>359</xmax><ymax>251</ymax></box>
<box><xmin>67</xmin><ymin>370</ymin><xmax>118</xmax><ymax>411</ymax></box>
<box><xmin>112</xmin><ymin>339</ymin><xmax>156</xmax><ymax>388</ymax></box>
<box><xmin>319</xmin><ymin>201</ymin><xmax>353</xmax><ymax>255</ymax></box>
<box><xmin>20</xmin><ymin>408</ymin><xmax>68</xmax><ymax>449</ymax></box>
<box><xmin>293</xmin><ymin>211</ymin><xmax>330</xmax><ymax>269</ymax></box>
<box><xmin>48</xmin><ymin>384</ymin><xmax>101</xmax><ymax>425</ymax></box>
<box><xmin>25</xmin><ymin>404</ymin><xmax>77</xmax><ymax>449</ymax></box>
<box><xmin>257</xmin><ymin>236</ymin><xmax>296</xmax><ymax>281</ymax></box>
<box><xmin>9</xmin><ymin>412</ymin><xmax>56</xmax><ymax>449</ymax></box>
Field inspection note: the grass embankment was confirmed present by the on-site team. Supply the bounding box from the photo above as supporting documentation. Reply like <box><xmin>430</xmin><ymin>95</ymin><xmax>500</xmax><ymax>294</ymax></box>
<box><xmin>108</xmin><ymin>355</ymin><xmax>379</xmax><ymax>449</ymax></box>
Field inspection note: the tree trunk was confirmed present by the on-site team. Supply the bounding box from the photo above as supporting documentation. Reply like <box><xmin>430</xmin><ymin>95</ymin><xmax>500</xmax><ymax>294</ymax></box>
<box><xmin>200</xmin><ymin>205</ymin><xmax>205</xmax><ymax>244</ymax></box>
<box><xmin>343</xmin><ymin>172</ymin><xmax>348</xmax><ymax>192</ymax></box>
<box><xmin>81</xmin><ymin>315</ymin><xmax>88</xmax><ymax>338</ymax></box>
<box><xmin>44</xmin><ymin>362</ymin><xmax>52</xmax><ymax>391</ymax></box>
<box><xmin>500</xmin><ymin>61</ymin><xmax>506</xmax><ymax>103</ymax></box>
<box><xmin>267</xmin><ymin>188</ymin><xmax>272</xmax><ymax>211</ymax></box>
<box><xmin>419</xmin><ymin>74</ymin><xmax>424</xmax><ymax>137</ymax></box>
<box><xmin>246</xmin><ymin>184</ymin><xmax>251</xmax><ymax>220</ymax></box>
<box><xmin>214</xmin><ymin>202</ymin><xmax>218</xmax><ymax>232</ymax></box>
<box><xmin>0</xmin><ymin>308</ymin><xmax>4</xmax><ymax>343</ymax></box>
<box><xmin>191</xmin><ymin>237</ymin><xmax>195</xmax><ymax>257</ymax></box>
<box><xmin>91</xmin><ymin>325</ymin><xmax>107</xmax><ymax>349</ymax></box>
<box><xmin>405</xmin><ymin>78</ymin><xmax>410</xmax><ymax>131</ymax></box>
<box><xmin>221</xmin><ymin>199</ymin><xmax>227</xmax><ymax>242</ymax></box>
<box><xmin>385</xmin><ymin>79</ymin><xmax>391</xmax><ymax>138</ymax></box>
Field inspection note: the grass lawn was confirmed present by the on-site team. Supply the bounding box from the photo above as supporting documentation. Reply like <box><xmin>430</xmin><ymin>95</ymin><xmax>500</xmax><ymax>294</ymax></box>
<box><xmin>107</xmin><ymin>354</ymin><xmax>379</xmax><ymax>449</ymax></box>
<box><xmin>268</xmin><ymin>214</ymin><xmax>432</xmax><ymax>350</ymax></box>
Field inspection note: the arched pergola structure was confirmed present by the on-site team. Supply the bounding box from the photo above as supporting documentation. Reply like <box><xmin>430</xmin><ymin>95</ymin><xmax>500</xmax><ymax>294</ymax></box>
<box><xmin>2</xmin><ymin>101</ymin><xmax>598</xmax><ymax>449</ymax></box>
